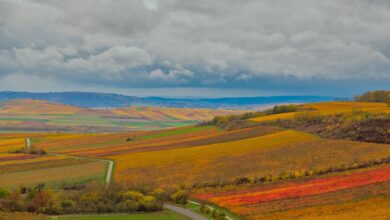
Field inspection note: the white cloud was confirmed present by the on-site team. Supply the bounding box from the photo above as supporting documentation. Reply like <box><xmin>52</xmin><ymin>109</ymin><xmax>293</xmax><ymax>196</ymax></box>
<box><xmin>0</xmin><ymin>0</ymin><xmax>389</xmax><ymax>93</ymax></box>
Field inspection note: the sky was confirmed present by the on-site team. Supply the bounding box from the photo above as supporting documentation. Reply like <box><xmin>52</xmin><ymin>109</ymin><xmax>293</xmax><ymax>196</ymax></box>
<box><xmin>0</xmin><ymin>0</ymin><xmax>389</xmax><ymax>98</ymax></box>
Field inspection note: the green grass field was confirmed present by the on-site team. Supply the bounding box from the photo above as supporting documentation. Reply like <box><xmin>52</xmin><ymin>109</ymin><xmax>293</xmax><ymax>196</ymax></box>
<box><xmin>140</xmin><ymin>125</ymin><xmax>216</xmax><ymax>140</ymax></box>
<box><xmin>51</xmin><ymin>210</ymin><xmax>190</xmax><ymax>220</ymax></box>
<box><xmin>185</xmin><ymin>201</ymin><xmax>245</xmax><ymax>220</ymax></box>
<box><xmin>51</xmin><ymin>114</ymin><xmax>113</xmax><ymax>125</ymax></box>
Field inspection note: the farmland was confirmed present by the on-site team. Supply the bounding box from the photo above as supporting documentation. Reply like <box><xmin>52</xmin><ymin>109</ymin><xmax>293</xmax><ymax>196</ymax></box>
<box><xmin>251</xmin><ymin>101</ymin><xmax>390</xmax><ymax>122</ymax></box>
<box><xmin>0</xmin><ymin>99</ymin><xmax>389</xmax><ymax>219</ymax></box>
<box><xmin>0</xmin><ymin>99</ymin><xmax>244</xmax><ymax>132</ymax></box>
<box><xmin>0</xmin><ymin>160</ymin><xmax>108</xmax><ymax>188</ymax></box>
<box><xmin>192</xmin><ymin>166</ymin><xmax>390</xmax><ymax>219</ymax></box>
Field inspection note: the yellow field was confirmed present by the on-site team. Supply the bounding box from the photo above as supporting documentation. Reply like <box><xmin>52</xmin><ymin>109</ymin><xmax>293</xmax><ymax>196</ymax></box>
<box><xmin>0</xmin><ymin>137</ymin><xmax>25</xmax><ymax>153</ymax></box>
<box><xmin>251</xmin><ymin>101</ymin><xmax>390</xmax><ymax>122</ymax></box>
<box><xmin>0</xmin><ymin>160</ymin><xmax>107</xmax><ymax>187</ymax></box>
<box><xmin>109</xmin><ymin>130</ymin><xmax>390</xmax><ymax>186</ymax></box>
<box><xmin>303</xmin><ymin>101</ymin><xmax>388</xmax><ymax>111</ymax></box>
<box><xmin>251</xmin><ymin>112</ymin><xmax>296</xmax><ymax>122</ymax></box>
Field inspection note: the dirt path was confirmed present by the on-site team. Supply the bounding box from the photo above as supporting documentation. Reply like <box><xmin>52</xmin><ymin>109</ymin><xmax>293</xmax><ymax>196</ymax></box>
<box><xmin>188</xmin><ymin>200</ymin><xmax>234</xmax><ymax>220</ymax></box>
<box><xmin>104</xmin><ymin>159</ymin><xmax>114</xmax><ymax>186</ymax></box>
<box><xmin>164</xmin><ymin>204</ymin><xmax>209</xmax><ymax>220</ymax></box>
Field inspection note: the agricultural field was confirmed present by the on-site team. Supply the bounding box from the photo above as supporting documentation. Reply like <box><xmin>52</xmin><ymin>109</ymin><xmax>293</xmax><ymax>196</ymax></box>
<box><xmin>0</xmin><ymin>100</ymin><xmax>389</xmax><ymax>219</ymax></box>
<box><xmin>106</xmin><ymin>129</ymin><xmax>389</xmax><ymax>186</ymax></box>
<box><xmin>0</xmin><ymin>99</ymin><xmax>244</xmax><ymax>132</ymax></box>
<box><xmin>192</xmin><ymin>165</ymin><xmax>390</xmax><ymax>219</ymax></box>
<box><xmin>0</xmin><ymin>160</ymin><xmax>108</xmax><ymax>188</ymax></box>
<box><xmin>251</xmin><ymin>101</ymin><xmax>390</xmax><ymax>122</ymax></box>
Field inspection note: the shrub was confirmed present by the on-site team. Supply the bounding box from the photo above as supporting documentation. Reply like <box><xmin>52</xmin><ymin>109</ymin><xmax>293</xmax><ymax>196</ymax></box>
<box><xmin>294</xmin><ymin>111</ymin><xmax>323</xmax><ymax>124</ymax></box>
<box><xmin>0</xmin><ymin>188</ymin><xmax>10</xmax><ymax>199</ymax></box>
<box><xmin>60</xmin><ymin>199</ymin><xmax>75</xmax><ymax>209</ymax></box>
<box><xmin>121</xmin><ymin>199</ymin><xmax>139</xmax><ymax>212</ymax></box>
<box><xmin>272</xmin><ymin>105</ymin><xmax>298</xmax><ymax>114</ymax></box>
<box><xmin>122</xmin><ymin>191</ymin><xmax>144</xmax><ymax>201</ymax></box>
<box><xmin>234</xmin><ymin>177</ymin><xmax>251</xmax><ymax>185</ymax></box>
<box><xmin>139</xmin><ymin>196</ymin><xmax>160</xmax><ymax>211</ymax></box>
<box><xmin>150</xmin><ymin>188</ymin><xmax>170</xmax><ymax>202</ymax></box>
<box><xmin>171</xmin><ymin>190</ymin><xmax>188</xmax><ymax>205</ymax></box>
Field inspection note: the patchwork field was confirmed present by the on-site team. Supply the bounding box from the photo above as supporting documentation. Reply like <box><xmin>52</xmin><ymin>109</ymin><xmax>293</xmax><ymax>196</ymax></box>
<box><xmin>192</xmin><ymin>165</ymin><xmax>390</xmax><ymax>219</ymax></box>
<box><xmin>0</xmin><ymin>99</ymin><xmax>244</xmax><ymax>132</ymax></box>
<box><xmin>0</xmin><ymin>100</ymin><xmax>389</xmax><ymax>219</ymax></box>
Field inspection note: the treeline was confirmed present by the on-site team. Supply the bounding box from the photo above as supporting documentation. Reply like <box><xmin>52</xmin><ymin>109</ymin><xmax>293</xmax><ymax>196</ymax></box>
<box><xmin>273</xmin><ymin>110</ymin><xmax>390</xmax><ymax>144</ymax></box>
<box><xmin>206</xmin><ymin>104</ymin><xmax>298</xmax><ymax>130</ymax></box>
<box><xmin>11</xmin><ymin>146</ymin><xmax>47</xmax><ymax>155</ymax></box>
<box><xmin>355</xmin><ymin>90</ymin><xmax>390</xmax><ymax>103</ymax></box>
<box><xmin>192</xmin><ymin>156</ymin><xmax>390</xmax><ymax>189</ymax></box>
<box><xmin>0</xmin><ymin>182</ymin><xmax>188</xmax><ymax>215</ymax></box>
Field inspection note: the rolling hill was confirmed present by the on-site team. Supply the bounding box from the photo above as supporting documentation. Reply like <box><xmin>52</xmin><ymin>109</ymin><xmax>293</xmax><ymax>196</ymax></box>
<box><xmin>0</xmin><ymin>91</ymin><xmax>337</xmax><ymax>108</ymax></box>
<box><xmin>0</xmin><ymin>99</ymin><xmax>244</xmax><ymax>132</ymax></box>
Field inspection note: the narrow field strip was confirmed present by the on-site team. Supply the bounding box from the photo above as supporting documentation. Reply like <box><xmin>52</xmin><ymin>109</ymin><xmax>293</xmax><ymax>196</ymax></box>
<box><xmin>0</xmin><ymin>158</ymin><xmax>92</xmax><ymax>174</ymax></box>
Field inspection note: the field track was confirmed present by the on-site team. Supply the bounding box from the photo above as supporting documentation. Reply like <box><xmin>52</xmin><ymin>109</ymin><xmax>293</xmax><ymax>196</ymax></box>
<box><xmin>164</xmin><ymin>204</ymin><xmax>208</xmax><ymax>220</ymax></box>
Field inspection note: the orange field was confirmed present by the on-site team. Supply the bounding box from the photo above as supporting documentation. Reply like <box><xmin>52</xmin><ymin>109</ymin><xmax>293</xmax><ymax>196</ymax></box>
<box><xmin>105</xmin><ymin>129</ymin><xmax>390</xmax><ymax>186</ymax></box>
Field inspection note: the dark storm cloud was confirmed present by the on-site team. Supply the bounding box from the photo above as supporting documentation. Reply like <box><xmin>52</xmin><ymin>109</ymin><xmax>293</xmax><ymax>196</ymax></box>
<box><xmin>0</xmin><ymin>0</ymin><xmax>389</xmax><ymax>95</ymax></box>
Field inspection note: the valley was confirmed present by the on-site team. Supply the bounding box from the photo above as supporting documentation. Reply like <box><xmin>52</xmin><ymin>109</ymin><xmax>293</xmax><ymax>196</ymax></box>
<box><xmin>0</xmin><ymin>95</ymin><xmax>389</xmax><ymax>219</ymax></box>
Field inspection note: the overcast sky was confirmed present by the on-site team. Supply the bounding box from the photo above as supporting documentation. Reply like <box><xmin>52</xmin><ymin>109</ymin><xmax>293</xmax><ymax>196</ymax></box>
<box><xmin>0</xmin><ymin>0</ymin><xmax>389</xmax><ymax>97</ymax></box>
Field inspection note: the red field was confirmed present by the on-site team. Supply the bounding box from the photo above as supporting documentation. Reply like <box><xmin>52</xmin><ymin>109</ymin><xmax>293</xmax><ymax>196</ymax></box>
<box><xmin>195</xmin><ymin>166</ymin><xmax>390</xmax><ymax>205</ymax></box>
<box><xmin>192</xmin><ymin>165</ymin><xmax>390</xmax><ymax>219</ymax></box>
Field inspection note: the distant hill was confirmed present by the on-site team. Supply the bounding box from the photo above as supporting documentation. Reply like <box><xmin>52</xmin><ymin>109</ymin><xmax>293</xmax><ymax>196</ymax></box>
<box><xmin>0</xmin><ymin>91</ymin><xmax>339</xmax><ymax>108</ymax></box>
<box><xmin>0</xmin><ymin>99</ymin><xmax>245</xmax><ymax>132</ymax></box>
